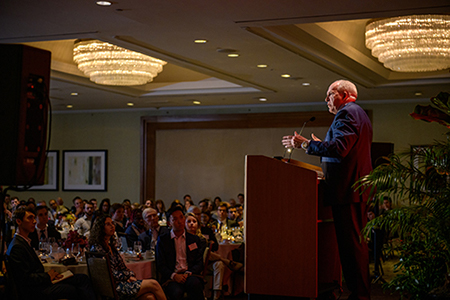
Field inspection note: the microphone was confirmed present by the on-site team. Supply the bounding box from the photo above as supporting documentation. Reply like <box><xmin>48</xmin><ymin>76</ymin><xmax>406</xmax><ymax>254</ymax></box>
<box><xmin>298</xmin><ymin>116</ymin><xmax>316</xmax><ymax>136</ymax></box>
<box><xmin>287</xmin><ymin>116</ymin><xmax>315</xmax><ymax>161</ymax></box>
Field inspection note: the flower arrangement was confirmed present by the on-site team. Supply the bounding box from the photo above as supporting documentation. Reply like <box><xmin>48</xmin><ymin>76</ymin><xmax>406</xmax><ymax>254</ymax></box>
<box><xmin>62</xmin><ymin>230</ymin><xmax>87</xmax><ymax>249</ymax></box>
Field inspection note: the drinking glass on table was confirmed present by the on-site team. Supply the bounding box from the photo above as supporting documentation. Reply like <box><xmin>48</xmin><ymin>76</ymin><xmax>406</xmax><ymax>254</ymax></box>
<box><xmin>72</xmin><ymin>243</ymin><xmax>81</xmax><ymax>261</ymax></box>
<box><xmin>134</xmin><ymin>241</ymin><xmax>142</xmax><ymax>254</ymax></box>
<box><xmin>39</xmin><ymin>240</ymin><xmax>50</xmax><ymax>259</ymax></box>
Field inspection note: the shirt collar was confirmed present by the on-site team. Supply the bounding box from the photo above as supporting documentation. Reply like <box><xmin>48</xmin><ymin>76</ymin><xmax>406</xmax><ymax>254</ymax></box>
<box><xmin>170</xmin><ymin>229</ymin><xmax>186</xmax><ymax>239</ymax></box>
<box><xmin>15</xmin><ymin>233</ymin><xmax>32</xmax><ymax>246</ymax></box>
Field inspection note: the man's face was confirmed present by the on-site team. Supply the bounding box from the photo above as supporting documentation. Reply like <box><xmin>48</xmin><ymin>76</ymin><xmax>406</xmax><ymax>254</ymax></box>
<box><xmin>218</xmin><ymin>206</ymin><xmax>227</xmax><ymax>220</ymax></box>
<box><xmin>144</xmin><ymin>212</ymin><xmax>159</xmax><ymax>228</ymax></box>
<box><xmin>238</xmin><ymin>195</ymin><xmax>244</xmax><ymax>204</ymax></box>
<box><xmin>170</xmin><ymin>210</ymin><xmax>185</xmax><ymax>232</ymax></box>
<box><xmin>74</xmin><ymin>199</ymin><xmax>82</xmax><ymax>209</ymax></box>
<box><xmin>113</xmin><ymin>208</ymin><xmax>124</xmax><ymax>222</ymax></box>
<box><xmin>134</xmin><ymin>212</ymin><xmax>145</xmax><ymax>228</ymax></box>
<box><xmin>383</xmin><ymin>200</ymin><xmax>392</xmax><ymax>210</ymax></box>
<box><xmin>102</xmin><ymin>202</ymin><xmax>109</xmax><ymax>213</ymax></box>
<box><xmin>237</xmin><ymin>206</ymin><xmax>243</xmax><ymax>217</ymax></box>
<box><xmin>325</xmin><ymin>83</ymin><xmax>346</xmax><ymax>115</ymax></box>
<box><xmin>184</xmin><ymin>196</ymin><xmax>191</xmax><ymax>204</ymax></box>
<box><xmin>367</xmin><ymin>211</ymin><xmax>375</xmax><ymax>221</ymax></box>
<box><xmin>200</xmin><ymin>213</ymin><xmax>209</xmax><ymax>226</ymax></box>
<box><xmin>199</xmin><ymin>202</ymin><xmax>207</xmax><ymax>212</ymax></box>
<box><xmin>57</xmin><ymin>197</ymin><xmax>63</xmax><ymax>205</ymax></box>
<box><xmin>85</xmin><ymin>204</ymin><xmax>94</xmax><ymax>216</ymax></box>
<box><xmin>11</xmin><ymin>198</ymin><xmax>19</xmax><ymax>208</ymax></box>
<box><xmin>36</xmin><ymin>209</ymin><xmax>48</xmax><ymax>226</ymax></box>
<box><xmin>18</xmin><ymin>211</ymin><xmax>37</xmax><ymax>234</ymax></box>
<box><xmin>49</xmin><ymin>200</ymin><xmax>58</xmax><ymax>210</ymax></box>
<box><xmin>228</xmin><ymin>208</ymin><xmax>237</xmax><ymax>220</ymax></box>
<box><xmin>91</xmin><ymin>200</ymin><xmax>97</xmax><ymax>210</ymax></box>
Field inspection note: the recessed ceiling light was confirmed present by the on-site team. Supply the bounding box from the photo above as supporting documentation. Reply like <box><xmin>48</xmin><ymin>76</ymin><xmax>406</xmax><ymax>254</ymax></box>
<box><xmin>257</xmin><ymin>64</ymin><xmax>268</xmax><ymax>68</ymax></box>
<box><xmin>66</xmin><ymin>105</ymin><xmax>73</xmax><ymax>109</ymax></box>
<box><xmin>281</xmin><ymin>74</ymin><xmax>291</xmax><ymax>78</ymax></box>
<box><xmin>415</xmin><ymin>92</ymin><xmax>423</xmax><ymax>96</ymax></box>
<box><xmin>194</xmin><ymin>39</ymin><xmax>208</xmax><ymax>44</ymax></box>
<box><xmin>302</xmin><ymin>82</ymin><xmax>310</xmax><ymax>86</ymax></box>
<box><xmin>193</xmin><ymin>101</ymin><xmax>201</xmax><ymax>105</ymax></box>
<box><xmin>228</xmin><ymin>53</ymin><xmax>239</xmax><ymax>58</ymax></box>
<box><xmin>259</xmin><ymin>98</ymin><xmax>267</xmax><ymax>102</ymax></box>
<box><xmin>70</xmin><ymin>92</ymin><xmax>78</xmax><ymax>96</ymax></box>
<box><xmin>96</xmin><ymin>1</ymin><xmax>112</xmax><ymax>6</ymax></box>
<box><xmin>127</xmin><ymin>102</ymin><xmax>134</xmax><ymax>106</ymax></box>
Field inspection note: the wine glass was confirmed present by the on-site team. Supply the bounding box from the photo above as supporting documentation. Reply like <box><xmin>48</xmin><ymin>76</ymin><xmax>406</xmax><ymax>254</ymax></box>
<box><xmin>72</xmin><ymin>243</ymin><xmax>81</xmax><ymax>261</ymax></box>
<box><xmin>134</xmin><ymin>241</ymin><xmax>142</xmax><ymax>254</ymax></box>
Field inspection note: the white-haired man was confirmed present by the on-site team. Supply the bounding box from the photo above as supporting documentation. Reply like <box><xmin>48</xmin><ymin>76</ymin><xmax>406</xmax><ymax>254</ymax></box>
<box><xmin>283</xmin><ymin>80</ymin><xmax>372</xmax><ymax>300</ymax></box>
<box><xmin>138</xmin><ymin>208</ymin><xmax>169</xmax><ymax>251</ymax></box>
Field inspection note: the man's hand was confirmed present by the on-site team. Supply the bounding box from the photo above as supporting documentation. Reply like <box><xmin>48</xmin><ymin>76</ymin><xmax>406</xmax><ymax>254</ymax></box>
<box><xmin>48</xmin><ymin>269</ymin><xmax>62</xmax><ymax>281</ymax></box>
<box><xmin>173</xmin><ymin>273</ymin><xmax>189</xmax><ymax>283</ymax></box>
<box><xmin>311</xmin><ymin>133</ymin><xmax>321</xmax><ymax>142</ymax></box>
<box><xmin>283</xmin><ymin>131</ymin><xmax>309</xmax><ymax>149</ymax></box>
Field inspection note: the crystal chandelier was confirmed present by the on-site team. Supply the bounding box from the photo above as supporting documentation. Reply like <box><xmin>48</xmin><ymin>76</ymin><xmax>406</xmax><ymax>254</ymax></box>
<box><xmin>365</xmin><ymin>15</ymin><xmax>450</xmax><ymax>72</ymax></box>
<box><xmin>73</xmin><ymin>39</ymin><xmax>167</xmax><ymax>86</ymax></box>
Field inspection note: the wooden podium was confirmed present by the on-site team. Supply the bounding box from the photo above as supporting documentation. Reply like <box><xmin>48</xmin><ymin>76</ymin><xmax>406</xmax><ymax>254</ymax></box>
<box><xmin>244</xmin><ymin>155</ymin><xmax>340</xmax><ymax>299</ymax></box>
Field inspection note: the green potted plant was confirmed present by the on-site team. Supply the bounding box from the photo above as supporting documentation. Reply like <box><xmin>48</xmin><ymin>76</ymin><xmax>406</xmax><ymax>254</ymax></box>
<box><xmin>356</xmin><ymin>92</ymin><xmax>450</xmax><ymax>300</ymax></box>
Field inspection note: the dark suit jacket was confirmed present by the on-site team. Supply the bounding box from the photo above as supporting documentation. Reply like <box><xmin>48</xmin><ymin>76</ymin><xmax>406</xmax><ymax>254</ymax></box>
<box><xmin>307</xmin><ymin>102</ymin><xmax>373</xmax><ymax>206</ymax></box>
<box><xmin>156</xmin><ymin>230</ymin><xmax>205</xmax><ymax>283</ymax></box>
<box><xmin>29</xmin><ymin>225</ymin><xmax>62</xmax><ymax>250</ymax></box>
<box><xmin>6</xmin><ymin>235</ymin><xmax>52</xmax><ymax>298</ymax></box>
<box><xmin>138</xmin><ymin>226</ymin><xmax>170</xmax><ymax>251</ymax></box>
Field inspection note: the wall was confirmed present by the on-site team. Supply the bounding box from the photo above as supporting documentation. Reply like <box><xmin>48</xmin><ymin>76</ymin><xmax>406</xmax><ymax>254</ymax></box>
<box><xmin>9</xmin><ymin>100</ymin><xmax>448</xmax><ymax>208</ymax></box>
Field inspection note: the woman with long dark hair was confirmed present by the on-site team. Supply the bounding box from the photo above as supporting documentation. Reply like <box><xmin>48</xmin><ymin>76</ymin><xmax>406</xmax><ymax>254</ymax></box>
<box><xmin>89</xmin><ymin>215</ymin><xmax>167</xmax><ymax>300</ymax></box>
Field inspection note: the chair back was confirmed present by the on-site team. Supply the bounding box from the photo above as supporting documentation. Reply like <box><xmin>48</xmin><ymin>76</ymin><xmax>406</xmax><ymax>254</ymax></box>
<box><xmin>4</xmin><ymin>258</ymin><xmax>20</xmax><ymax>300</ymax></box>
<box><xmin>201</xmin><ymin>241</ymin><xmax>214</xmax><ymax>278</ymax></box>
<box><xmin>85</xmin><ymin>251</ymin><xmax>119</xmax><ymax>300</ymax></box>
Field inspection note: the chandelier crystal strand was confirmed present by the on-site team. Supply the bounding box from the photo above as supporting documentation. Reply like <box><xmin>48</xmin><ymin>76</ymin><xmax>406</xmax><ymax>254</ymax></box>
<box><xmin>73</xmin><ymin>40</ymin><xmax>167</xmax><ymax>86</ymax></box>
<box><xmin>365</xmin><ymin>15</ymin><xmax>450</xmax><ymax>72</ymax></box>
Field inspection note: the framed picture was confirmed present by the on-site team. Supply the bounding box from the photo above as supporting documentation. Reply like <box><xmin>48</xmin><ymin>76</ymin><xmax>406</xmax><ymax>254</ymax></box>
<box><xmin>63</xmin><ymin>150</ymin><xmax>107</xmax><ymax>191</ymax></box>
<box><xmin>26</xmin><ymin>150</ymin><xmax>59</xmax><ymax>191</ymax></box>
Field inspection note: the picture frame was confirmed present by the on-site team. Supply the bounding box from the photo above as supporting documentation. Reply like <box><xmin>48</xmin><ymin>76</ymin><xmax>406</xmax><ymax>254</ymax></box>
<box><xmin>63</xmin><ymin>150</ymin><xmax>107</xmax><ymax>191</ymax></box>
<box><xmin>26</xmin><ymin>150</ymin><xmax>59</xmax><ymax>191</ymax></box>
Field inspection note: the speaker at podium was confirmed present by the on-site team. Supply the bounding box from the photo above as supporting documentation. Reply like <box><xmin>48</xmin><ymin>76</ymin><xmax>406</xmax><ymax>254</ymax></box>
<box><xmin>0</xmin><ymin>44</ymin><xmax>51</xmax><ymax>186</ymax></box>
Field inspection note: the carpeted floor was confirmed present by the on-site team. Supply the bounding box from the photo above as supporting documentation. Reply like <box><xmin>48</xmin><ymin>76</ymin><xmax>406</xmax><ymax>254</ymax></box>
<box><xmin>227</xmin><ymin>256</ymin><xmax>401</xmax><ymax>300</ymax></box>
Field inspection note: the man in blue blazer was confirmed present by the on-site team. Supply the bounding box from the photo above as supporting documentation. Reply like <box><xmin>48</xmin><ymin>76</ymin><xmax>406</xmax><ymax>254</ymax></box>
<box><xmin>6</xmin><ymin>207</ymin><xmax>95</xmax><ymax>300</ymax></box>
<box><xmin>283</xmin><ymin>80</ymin><xmax>372</xmax><ymax>300</ymax></box>
<box><xmin>156</xmin><ymin>207</ymin><xmax>205</xmax><ymax>300</ymax></box>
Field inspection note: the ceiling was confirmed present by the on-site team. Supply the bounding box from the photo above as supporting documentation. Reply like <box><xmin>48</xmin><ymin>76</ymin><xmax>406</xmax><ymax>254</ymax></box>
<box><xmin>0</xmin><ymin>0</ymin><xmax>449</xmax><ymax>112</ymax></box>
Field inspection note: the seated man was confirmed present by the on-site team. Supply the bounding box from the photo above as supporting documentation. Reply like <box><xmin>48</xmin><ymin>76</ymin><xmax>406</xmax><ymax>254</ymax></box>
<box><xmin>30</xmin><ymin>205</ymin><xmax>62</xmax><ymax>249</ymax></box>
<box><xmin>6</xmin><ymin>207</ymin><xmax>95</xmax><ymax>300</ymax></box>
<box><xmin>138</xmin><ymin>208</ymin><xmax>169</xmax><ymax>251</ymax></box>
<box><xmin>74</xmin><ymin>201</ymin><xmax>95</xmax><ymax>237</ymax></box>
<box><xmin>216</xmin><ymin>203</ymin><xmax>239</xmax><ymax>232</ymax></box>
<box><xmin>125</xmin><ymin>208</ymin><xmax>146</xmax><ymax>248</ymax></box>
<box><xmin>156</xmin><ymin>207</ymin><xmax>205</xmax><ymax>300</ymax></box>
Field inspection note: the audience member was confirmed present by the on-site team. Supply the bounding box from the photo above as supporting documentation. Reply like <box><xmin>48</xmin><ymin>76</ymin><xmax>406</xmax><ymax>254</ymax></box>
<box><xmin>198</xmin><ymin>199</ymin><xmax>209</xmax><ymax>213</ymax></box>
<box><xmin>29</xmin><ymin>206</ymin><xmax>62</xmax><ymax>249</ymax></box>
<box><xmin>183</xmin><ymin>194</ymin><xmax>192</xmax><ymax>207</ymax></box>
<box><xmin>184</xmin><ymin>199</ymin><xmax>194</xmax><ymax>212</ymax></box>
<box><xmin>235</xmin><ymin>204</ymin><xmax>244</xmax><ymax>222</ymax></box>
<box><xmin>145</xmin><ymin>199</ymin><xmax>156</xmax><ymax>209</ymax></box>
<box><xmin>125</xmin><ymin>209</ymin><xmax>145</xmax><ymax>248</ymax></box>
<box><xmin>89</xmin><ymin>215</ymin><xmax>167</xmax><ymax>300</ymax></box>
<box><xmin>71</xmin><ymin>196</ymin><xmax>84</xmax><ymax>219</ymax></box>
<box><xmin>229</xmin><ymin>199</ymin><xmax>236</xmax><ymax>207</ymax></box>
<box><xmin>382</xmin><ymin>196</ymin><xmax>393</xmax><ymax>213</ymax></box>
<box><xmin>122</xmin><ymin>199</ymin><xmax>132</xmax><ymax>206</ymax></box>
<box><xmin>185</xmin><ymin>213</ymin><xmax>224</xmax><ymax>300</ymax></box>
<box><xmin>200</xmin><ymin>211</ymin><xmax>218</xmax><ymax>231</ymax></box>
<box><xmin>168</xmin><ymin>200</ymin><xmax>184</xmax><ymax>213</ymax></box>
<box><xmin>216</xmin><ymin>203</ymin><xmax>239</xmax><ymax>231</ymax></box>
<box><xmin>138</xmin><ymin>208</ymin><xmax>170</xmax><ymax>251</ymax></box>
<box><xmin>123</xmin><ymin>202</ymin><xmax>133</xmax><ymax>228</ymax></box>
<box><xmin>26</xmin><ymin>200</ymin><xmax>36</xmax><ymax>211</ymax></box>
<box><xmin>56</xmin><ymin>197</ymin><xmax>70</xmax><ymax>214</ymax></box>
<box><xmin>6</xmin><ymin>207</ymin><xmax>95</xmax><ymax>300</ymax></box>
<box><xmin>156</xmin><ymin>207</ymin><xmax>204</xmax><ymax>300</ymax></box>
<box><xmin>48</xmin><ymin>199</ymin><xmax>59</xmax><ymax>221</ymax></box>
<box><xmin>90</xmin><ymin>198</ymin><xmax>98</xmax><ymax>210</ymax></box>
<box><xmin>155</xmin><ymin>199</ymin><xmax>167</xmax><ymax>225</ymax></box>
<box><xmin>111</xmin><ymin>203</ymin><xmax>126</xmax><ymax>236</ymax></box>
<box><xmin>10</xmin><ymin>196</ymin><xmax>19</xmax><ymax>212</ymax></box>
<box><xmin>237</xmin><ymin>193</ymin><xmax>245</xmax><ymax>207</ymax></box>
<box><xmin>99</xmin><ymin>198</ymin><xmax>111</xmax><ymax>216</ymax></box>
<box><xmin>74</xmin><ymin>201</ymin><xmax>95</xmax><ymax>237</ymax></box>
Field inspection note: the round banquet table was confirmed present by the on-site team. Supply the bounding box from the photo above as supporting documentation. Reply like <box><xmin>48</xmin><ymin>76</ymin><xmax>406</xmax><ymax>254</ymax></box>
<box><xmin>215</xmin><ymin>242</ymin><xmax>243</xmax><ymax>296</ymax></box>
<box><xmin>43</xmin><ymin>258</ymin><xmax>155</xmax><ymax>280</ymax></box>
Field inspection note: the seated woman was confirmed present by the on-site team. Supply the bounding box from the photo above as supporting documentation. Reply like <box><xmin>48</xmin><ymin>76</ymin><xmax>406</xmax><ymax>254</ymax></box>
<box><xmin>185</xmin><ymin>213</ymin><xmax>242</xmax><ymax>300</ymax></box>
<box><xmin>89</xmin><ymin>215</ymin><xmax>167</xmax><ymax>300</ymax></box>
